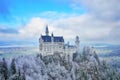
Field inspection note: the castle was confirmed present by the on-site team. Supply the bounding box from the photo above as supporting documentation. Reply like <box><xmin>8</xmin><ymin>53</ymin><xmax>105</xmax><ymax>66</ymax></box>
<box><xmin>39</xmin><ymin>25</ymin><xmax>80</xmax><ymax>57</ymax></box>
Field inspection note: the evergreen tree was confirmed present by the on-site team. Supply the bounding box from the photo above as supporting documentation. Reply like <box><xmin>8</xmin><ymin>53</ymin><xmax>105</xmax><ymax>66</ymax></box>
<box><xmin>73</xmin><ymin>53</ymin><xmax>78</xmax><ymax>62</ymax></box>
<box><xmin>93</xmin><ymin>51</ymin><xmax>100</xmax><ymax>65</ymax></box>
<box><xmin>18</xmin><ymin>69</ymin><xmax>21</xmax><ymax>77</ymax></box>
<box><xmin>2</xmin><ymin>58</ymin><xmax>8</xmax><ymax>80</ymax></box>
<box><xmin>10</xmin><ymin>58</ymin><xmax>16</xmax><ymax>75</ymax></box>
<box><xmin>22</xmin><ymin>72</ymin><xmax>26</xmax><ymax>80</ymax></box>
<box><xmin>82</xmin><ymin>47</ymin><xmax>91</xmax><ymax>59</ymax></box>
<box><xmin>9</xmin><ymin>68</ymin><xmax>26</xmax><ymax>80</ymax></box>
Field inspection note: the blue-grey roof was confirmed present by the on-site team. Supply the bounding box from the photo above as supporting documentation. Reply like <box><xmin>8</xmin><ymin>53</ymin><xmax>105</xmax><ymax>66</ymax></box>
<box><xmin>41</xmin><ymin>36</ymin><xmax>64</xmax><ymax>42</ymax></box>
<box><xmin>41</xmin><ymin>36</ymin><xmax>51</xmax><ymax>42</ymax></box>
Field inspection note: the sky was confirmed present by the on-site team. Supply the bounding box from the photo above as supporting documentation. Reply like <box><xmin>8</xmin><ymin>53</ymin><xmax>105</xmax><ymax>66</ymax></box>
<box><xmin>0</xmin><ymin>0</ymin><xmax>120</xmax><ymax>46</ymax></box>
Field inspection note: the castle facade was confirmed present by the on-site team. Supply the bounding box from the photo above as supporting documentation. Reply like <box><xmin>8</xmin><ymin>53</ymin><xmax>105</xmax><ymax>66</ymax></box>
<box><xmin>39</xmin><ymin>26</ymin><xmax>80</xmax><ymax>56</ymax></box>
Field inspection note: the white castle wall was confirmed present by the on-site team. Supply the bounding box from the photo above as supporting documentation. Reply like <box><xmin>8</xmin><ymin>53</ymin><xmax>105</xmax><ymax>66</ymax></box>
<box><xmin>39</xmin><ymin>26</ymin><xmax>80</xmax><ymax>57</ymax></box>
<box><xmin>39</xmin><ymin>41</ymin><xmax>65</xmax><ymax>56</ymax></box>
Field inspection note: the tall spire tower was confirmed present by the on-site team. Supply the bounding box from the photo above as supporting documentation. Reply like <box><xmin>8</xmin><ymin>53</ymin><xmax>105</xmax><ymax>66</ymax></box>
<box><xmin>45</xmin><ymin>25</ymin><xmax>49</xmax><ymax>36</ymax></box>
<box><xmin>75</xmin><ymin>36</ymin><xmax>80</xmax><ymax>53</ymax></box>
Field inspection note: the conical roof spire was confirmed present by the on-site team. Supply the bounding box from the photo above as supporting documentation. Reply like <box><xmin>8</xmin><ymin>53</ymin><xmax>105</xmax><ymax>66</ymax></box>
<box><xmin>51</xmin><ymin>32</ymin><xmax>54</xmax><ymax>37</ymax></box>
<box><xmin>45</xmin><ymin>25</ymin><xmax>49</xmax><ymax>36</ymax></box>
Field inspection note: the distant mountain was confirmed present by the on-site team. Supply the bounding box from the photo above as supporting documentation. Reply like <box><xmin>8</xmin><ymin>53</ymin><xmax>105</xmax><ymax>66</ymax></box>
<box><xmin>107</xmin><ymin>49</ymin><xmax>120</xmax><ymax>57</ymax></box>
<box><xmin>0</xmin><ymin>40</ymin><xmax>38</xmax><ymax>47</ymax></box>
<box><xmin>95</xmin><ymin>44</ymin><xmax>120</xmax><ymax>57</ymax></box>
<box><xmin>0</xmin><ymin>47</ymin><xmax>39</xmax><ymax>58</ymax></box>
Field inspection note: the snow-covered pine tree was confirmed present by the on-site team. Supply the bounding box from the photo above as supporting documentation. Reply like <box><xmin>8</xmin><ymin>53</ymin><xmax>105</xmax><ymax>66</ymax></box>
<box><xmin>10</xmin><ymin>58</ymin><xmax>16</xmax><ymax>75</ymax></box>
<box><xmin>93</xmin><ymin>51</ymin><xmax>100</xmax><ymax>65</ymax></box>
<box><xmin>0</xmin><ymin>58</ymin><xmax>8</xmax><ymax>80</ymax></box>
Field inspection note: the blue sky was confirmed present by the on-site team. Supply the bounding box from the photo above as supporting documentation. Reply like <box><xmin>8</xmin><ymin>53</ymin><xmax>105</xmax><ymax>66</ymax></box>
<box><xmin>0</xmin><ymin>0</ymin><xmax>85</xmax><ymax>27</ymax></box>
<box><xmin>0</xmin><ymin>0</ymin><xmax>120</xmax><ymax>46</ymax></box>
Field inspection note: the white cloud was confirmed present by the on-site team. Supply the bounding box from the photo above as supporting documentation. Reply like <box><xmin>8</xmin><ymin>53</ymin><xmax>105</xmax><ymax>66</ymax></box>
<box><xmin>72</xmin><ymin>0</ymin><xmax>120</xmax><ymax>21</ymax></box>
<box><xmin>69</xmin><ymin>0</ymin><xmax>120</xmax><ymax>43</ymax></box>
<box><xmin>13</xmin><ymin>13</ymin><xmax>117</xmax><ymax>43</ymax></box>
<box><xmin>18</xmin><ymin>18</ymin><xmax>48</xmax><ymax>39</ymax></box>
<box><xmin>18</xmin><ymin>16</ymin><xmax>78</xmax><ymax>41</ymax></box>
<box><xmin>1</xmin><ymin>0</ymin><xmax>120</xmax><ymax>45</ymax></box>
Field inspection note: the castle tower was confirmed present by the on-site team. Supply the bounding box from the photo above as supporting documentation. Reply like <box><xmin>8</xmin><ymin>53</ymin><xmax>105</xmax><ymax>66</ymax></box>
<box><xmin>75</xmin><ymin>36</ymin><xmax>80</xmax><ymax>53</ymax></box>
<box><xmin>51</xmin><ymin>32</ymin><xmax>54</xmax><ymax>54</ymax></box>
<box><xmin>51</xmin><ymin>32</ymin><xmax>54</xmax><ymax>43</ymax></box>
<box><xmin>45</xmin><ymin>25</ymin><xmax>49</xmax><ymax>36</ymax></box>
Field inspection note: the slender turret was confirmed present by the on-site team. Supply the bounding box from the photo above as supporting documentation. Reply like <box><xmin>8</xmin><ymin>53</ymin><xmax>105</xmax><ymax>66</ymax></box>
<box><xmin>45</xmin><ymin>25</ymin><xmax>49</xmax><ymax>36</ymax></box>
<box><xmin>75</xmin><ymin>36</ymin><xmax>80</xmax><ymax>53</ymax></box>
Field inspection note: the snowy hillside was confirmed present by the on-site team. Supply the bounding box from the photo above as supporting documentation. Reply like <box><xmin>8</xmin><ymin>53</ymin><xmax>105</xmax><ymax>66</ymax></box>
<box><xmin>0</xmin><ymin>47</ymin><xmax>120</xmax><ymax>80</ymax></box>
